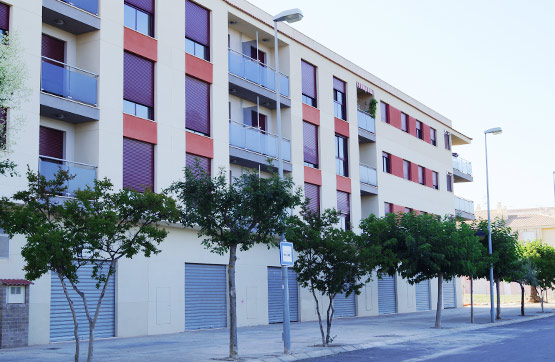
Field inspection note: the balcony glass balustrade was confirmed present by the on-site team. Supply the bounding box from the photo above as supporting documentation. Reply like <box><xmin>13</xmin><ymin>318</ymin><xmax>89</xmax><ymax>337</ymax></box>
<box><xmin>357</xmin><ymin>108</ymin><xmax>375</xmax><ymax>134</ymax></box>
<box><xmin>39</xmin><ymin>156</ymin><xmax>97</xmax><ymax>197</ymax></box>
<box><xmin>229</xmin><ymin>120</ymin><xmax>291</xmax><ymax>162</ymax></box>
<box><xmin>61</xmin><ymin>0</ymin><xmax>99</xmax><ymax>15</ymax></box>
<box><xmin>41</xmin><ymin>57</ymin><xmax>98</xmax><ymax>106</ymax></box>
<box><xmin>228</xmin><ymin>49</ymin><xmax>290</xmax><ymax>97</ymax></box>
<box><xmin>452</xmin><ymin>156</ymin><xmax>472</xmax><ymax>176</ymax></box>
<box><xmin>359</xmin><ymin>163</ymin><xmax>378</xmax><ymax>187</ymax></box>
<box><xmin>455</xmin><ymin>196</ymin><xmax>474</xmax><ymax>215</ymax></box>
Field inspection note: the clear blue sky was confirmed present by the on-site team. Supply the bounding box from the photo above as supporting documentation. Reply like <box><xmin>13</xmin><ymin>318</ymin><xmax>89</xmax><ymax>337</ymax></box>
<box><xmin>247</xmin><ymin>0</ymin><xmax>555</xmax><ymax>209</ymax></box>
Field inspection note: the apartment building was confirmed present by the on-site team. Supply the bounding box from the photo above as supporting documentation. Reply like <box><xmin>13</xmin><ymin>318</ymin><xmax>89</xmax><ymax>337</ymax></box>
<box><xmin>0</xmin><ymin>0</ymin><xmax>474</xmax><ymax>345</ymax></box>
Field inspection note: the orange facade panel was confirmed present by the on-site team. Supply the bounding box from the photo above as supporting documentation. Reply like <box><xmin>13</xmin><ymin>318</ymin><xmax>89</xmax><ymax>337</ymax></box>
<box><xmin>185</xmin><ymin>53</ymin><xmax>213</xmax><ymax>84</ymax></box>
<box><xmin>123</xmin><ymin>113</ymin><xmax>157</xmax><ymax>144</ymax></box>
<box><xmin>124</xmin><ymin>27</ymin><xmax>158</xmax><ymax>62</ymax></box>
<box><xmin>302</xmin><ymin>103</ymin><xmax>320</xmax><ymax>126</ymax></box>
<box><xmin>304</xmin><ymin>166</ymin><xmax>322</xmax><ymax>186</ymax></box>
<box><xmin>186</xmin><ymin>131</ymin><xmax>214</xmax><ymax>159</ymax></box>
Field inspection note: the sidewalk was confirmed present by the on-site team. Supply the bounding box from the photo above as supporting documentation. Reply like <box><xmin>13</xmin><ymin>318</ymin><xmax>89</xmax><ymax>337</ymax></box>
<box><xmin>1</xmin><ymin>304</ymin><xmax>553</xmax><ymax>362</ymax></box>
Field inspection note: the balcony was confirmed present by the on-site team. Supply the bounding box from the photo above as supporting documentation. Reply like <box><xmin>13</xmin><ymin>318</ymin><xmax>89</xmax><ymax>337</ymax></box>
<box><xmin>229</xmin><ymin>121</ymin><xmax>292</xmax><ymax>172</ymax></box>
<box><xmin>452</xmin><ymin>155</ymin><xmax>473</xmax><ymax>182</ymax></box>
<box><xmin>40</xmin><ymin>57</ymin><xmax>100</xmax><ymax>124</ymax></box>
<box><xmin>359</xmin><ymin>163</ymin><xmax>378</xmax><ymax>195</ymax></box>
<box><xmin>39</xmin><ymin>156</ymin><xmax>97</xmax><ymax>197</ymax></box>
<box><xmin>42</xmin><ymin>0</ymin><xmax>100</xmax><ymax>35</ymax></box>
<box><xmin>455</xmin><ymin>196</ymin><xmax>475</xmax><ymax>220</ymax></box>
<box><xmin>228</xmin><ymin>49</ymin><xmax>291</xmax><ymax>110</ymax></box>
<box><xmin>357</xmin><ymin>109</ymin><xmax>376</xmax><ymax>143</ymax></box>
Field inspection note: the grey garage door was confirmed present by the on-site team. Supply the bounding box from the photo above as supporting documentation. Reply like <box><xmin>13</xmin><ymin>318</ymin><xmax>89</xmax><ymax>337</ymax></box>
<box><xmin>267</xmin><ymin>267</ymin><xmax>299</xmax><ymax>323</ymax></box>
<box><xmin>378</xmin><ymin>275</ymin><xmax>397</xmax><ymax>314</ymax></box>
<box><xmin>185</xmin><ymin>263</ymin><xmax>227</xmax><ymax>330</ymax></box>
<box><xmin>334</xmin><ymin>291</ymin><xmax>356</xmax><ymax>318</ymax></box>
<box><xmin>50</xmin><ymin>264</ymin><xmax>115</xmax><ymax>342</ymax></box>
<box><xmin>443</xmin><ymin>279</ymin><xmax>456</xmax><ymax>309</ymax></box>
<box><xmin>415</xmin><ymin>280</ymin><xmax>431</xmax><ymax>311</ymax></box>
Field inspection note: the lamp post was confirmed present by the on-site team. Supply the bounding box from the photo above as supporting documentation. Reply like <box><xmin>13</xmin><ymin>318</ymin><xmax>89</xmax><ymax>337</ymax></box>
<box><xmin>273</xmin><ymin>8</ymin><xmax>303</xmax><ymax>355</ymax></box>
<box><xmin>484</xmin><ymin>126</ymin><xmax>502</xmax><ymax>323</ymax></box>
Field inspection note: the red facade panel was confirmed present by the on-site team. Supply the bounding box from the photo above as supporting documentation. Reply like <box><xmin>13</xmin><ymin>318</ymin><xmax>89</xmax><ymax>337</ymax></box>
<box><xmin>334</xmin><ymin>118</ymin><xmax>349</xmax><ymax>138</ymax></box>
<box><xmin>336</xmin><ymin>175</ymin><xmax>351</xmax><ymax>193</ymax></box>
<box><xmin>39</xmin><ymin>126</ymin><xmax>64</xmax><ymax>159</ymax></box>
<box><xmin>302</xmin><ymin>103</ymin><xmax>320</xmax><ymax>126</ymax></box>
<box><xmin>186</xmin><ymin>131</ymin><xmax>213</xmax><ymax>159</ymax></box>
<box><xmin>392</xmin><ymin>204</ymin><xmax>405</xmax><ymax>214</ymax></box>
<box><xmin>304</xmin><ymin>166</ymin><xmax>322</xmax><ymax>186</ymax></box>
<box><xmin>124</xmin><ymin>27</ymin><xmax>158</xmax><ymax>62</ymax></box>
<box><xmin>389</xmin><ymin>106</ymin><xmax>402</xmax><ymax>129</ymax></box>
<box><xmin>410</xmin><ymin>163</ymin><xmax>419</xmax><ymax>183</ymax></box>
<box><xmin>425</xmin><ymin>168</ymin><xmax>434</xmax><ymax>188</ymax></box>
<box><xmin>422</xmin><ymin>124</ymin><xmax>431</xmax><ymax>143</ymax></box>
<box><xmin>123</xmin><ymin>137</ymin><xmax>154</xmax><ymax>192</ymax></box>
<box><xmin>390</xmin><ymin>155</ymin><xmax>404</xmax><ymax>178</ymax></box>
<box><xmin>408</xmin><ymin>116</ymin><xmax>417</xmax><ymax>137</ymax></box>
<box><xmin>185</xmin><ymin>53</ymin><xmax>213</xmax><ymax>84</ymax></box>
<box><xmin>123</xmin><ymin>113</ymin><xmax>157</xmax><ymax>144</ymax></box>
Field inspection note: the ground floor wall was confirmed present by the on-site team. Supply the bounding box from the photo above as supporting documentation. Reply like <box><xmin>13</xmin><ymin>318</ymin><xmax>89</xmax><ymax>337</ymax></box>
<box><xmin>0</xmin><ymin>227</ymin><xmax>463</xmax><ymax>345</ymax></box>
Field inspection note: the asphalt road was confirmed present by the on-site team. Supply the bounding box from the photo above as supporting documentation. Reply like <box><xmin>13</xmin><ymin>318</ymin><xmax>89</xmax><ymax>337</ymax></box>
<box><xmin>302</xmin><ymin>314</ymin><xmax>555</xmax><ymax>362</ymax></box>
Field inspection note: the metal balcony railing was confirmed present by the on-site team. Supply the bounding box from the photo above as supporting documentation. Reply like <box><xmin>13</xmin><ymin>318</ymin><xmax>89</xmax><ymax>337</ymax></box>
<box><xmin>455</xmin><ymin>196</ymin><xmax>474</xmax><ymax>215</ymax></box>
<box><xmin>357</xmin><ymin>109</ymin><xmax>375</xmax><ymax>134</ymax></box>
<box><xmin>39</xmin><ymin>156</ymin><xmax>97</xmax><ymax>197</ymax></box>
<box><xmin>229</xmin><ymin>120</ymin><xmax>291</xmax><ymax>162</ymax></box>
<box><xmin>359</xmin><ymin>163</ymin><xmax>378</xmax><ymax>187</ymax></box>
<box><xmin>41</xmin><ymin>57</ymin><xmax>98</xmax><ymax>106</ymax></box>
<box><xmin>452</xmin><ymin>155</ymin><xmax>472</xmax><ymax>176</ymax></box>
<box><xmin>228</xmin><ymin>49</ymin><xmax>290</xmax><ymax>97</ymax></box>
<box><xmin>61</xmin><ymin>0</ymin><xmax>99</xmax><ymax>15</ymax></box>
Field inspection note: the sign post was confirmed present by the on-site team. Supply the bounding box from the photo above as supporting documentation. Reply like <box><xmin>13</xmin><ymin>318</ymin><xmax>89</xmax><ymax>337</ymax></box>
<box><xmin>280</xmin><ymin>241</ymin><xmax>294</xmax><ymax>353</ymax></box>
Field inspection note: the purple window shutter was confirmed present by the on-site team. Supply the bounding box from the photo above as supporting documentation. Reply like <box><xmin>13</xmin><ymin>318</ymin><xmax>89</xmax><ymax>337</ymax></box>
<box><xmin>125</xmin><ymin>0</ymin><xmax>154</xmax><ymax>14</ymax></box>
<box><xmin>186</xmin><ymin>153</ymin><xmax>211</xmax><ymax>176</ymax></box>
<box><xmin>0</xmin><ymin>108</ymin><xmax>6</xmax><ymax>149</ymax></box>
<box><xmin>304</xmin><ymin>183</ymin><xmax>320</xmax><ymax>214</ymax></box>
<box><xmin>123</xmin><ymin>137</ymin><xmax>154</xmax><ymax>192</ymax></box>
<box><xmin>303</xmin><ymin>121</ymin><xmax>318</xmax><ymax>166</ymax></box>
<box><xmin>301</xmin><ymin>60</ymin><xmax>316</xmax><ymax>99</ymax></box>
<box><xmin>185</xmin><ymin>75</ymin><xmax>210</xmax><ymax>135</ymax></box>
<box><xmin>185</xmin><ymin>0</ymin><xmax>210</xmax><ymax>46</ymax></box>
<box><xmin>124</xmin><ymin>52</ymin><xmax>154</xmax><ymax>108</ymax></box>
<box><xmin>337</xmin><ymin>191</ymin><xmax>350</xmax><ymax>215</ymax></box>
<box><xmin>0</xmin><ymin>3</ymin><xmax>9</xmax><ymax>31</ymax></box>
<box><xmin>41</xmin><ymin>34</ymin><xmax>65</xmax><ymax>63</ymax></box>
<box><xmin>333</xmin><ymin>77</ymin><xmax>345</xmax><ymax>93</ymax></box>
<box><xmin>39</xmin><ymin>126</ymin><xmax>64</xmax><ymax>159</ymax></box>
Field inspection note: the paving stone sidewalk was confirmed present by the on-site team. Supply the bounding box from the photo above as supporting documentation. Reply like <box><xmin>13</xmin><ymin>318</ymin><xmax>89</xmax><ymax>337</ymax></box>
<box><xmin>0</xmin><ymin>304</ymin><xmax>553</xmax><ymax>361</ymax></box>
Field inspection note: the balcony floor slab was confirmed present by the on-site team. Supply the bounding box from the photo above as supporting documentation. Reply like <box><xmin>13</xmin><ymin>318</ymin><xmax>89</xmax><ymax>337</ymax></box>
<box><xmin>42</xmin><ymin>0</ymin><xmax>100</xmax><ymax>35</ymax></box>
<box><xmin>40</xmin><ymin>92</ymin><xmax>100</xmax><ymax>124</ymax></box>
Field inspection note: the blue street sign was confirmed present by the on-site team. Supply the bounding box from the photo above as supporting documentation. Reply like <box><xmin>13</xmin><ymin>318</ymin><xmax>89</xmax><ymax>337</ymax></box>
<box><xmin>280</xmin><ymin>241</ymin><xmax>294</xmax><ymax>266</ymax></box>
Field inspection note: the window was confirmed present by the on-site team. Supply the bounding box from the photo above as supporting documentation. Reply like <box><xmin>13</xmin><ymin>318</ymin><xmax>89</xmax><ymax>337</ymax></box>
<box><xmin>430</xmin><ymin>127</ymin><xmax>437</xmax><ymax>146</ymax></box>
<box><xmin>0</xmin><ymin>2</ymin><xmax>9</xmax><ymax>35</ymax></box>
<box><xmin>337</xmin><ymin>191</ymin><xmax>350</xmax><ymax>231</ymax></box>
<box><xmin>303</xmin><ymin>121</ymin><xmax>318</xmax><ymax>168</ymax></box>
<box><xmin>0</xmin><ymin>228</ymin><xmax>8</xmax><ymax>259</ymax></box>
<box><xmin>380</xmin><ymin>102</ymin><xmax>389</xmax><ymax>123</ymax></box>
<box><xmin>432</xmin><ymin>171</ymin><xmax>439</xmax><ymax>190</ymax></box>
<box><xmin>124</xmin><ymin>2</ymin><xmax>153</xmax><ymax>37</ymax></box>
<box><xmin>39</xmin><ymin>126</ymin><xmax>64</xmax><ymax>159</ymax></box>
<box><xmin>444</xmin><ymin>131</ymin><xmax>451</xmax><ymax>150</ymax></box>
<box><xmin>186</xmin><ymin>153</ymin><xmax>211</xmax><ymax>176</ymax></box>
<box><xmin>403</xmin><ymin>160</ymin><xmax>410</xmax><ymax>180</ymax></box>
<box><xmin>124</xmin><ymin>52</ymin><xmax>154</xmax><ymax>120</ymax></box>
<box><xmin>304</xmin><ymin>183</ymin><xmax>320</xmax><ymax>215</ymax></box>
<box><xmin>301</xmin><ymin>60</ymin><xmax>317</xmax><ymax>107</ymax></box>
<box><xmin>123</xmin><ymin>137</ymin><xmax>154</xmax><ymax>192</ymax></box>
<box><xmin>401</xmin><ymin>113</ymin><xmax>408</xmax><ymax>132</ymax></box>
<box><xmin>418</xmin><ymin>166</ymin><xmax>425</xmax><ymax>185</ymax></box>
<box><xmin>335</xmin><ymin>135</ymin><xmax>348</xmax><ymax>177</ymax></box>
<box><xmin>405</xmin><ymin>207</ymin><xmax>413</xmax><ymax>213</ymax></box>
<box><xmin>249</xmin><ymin>111</ymin><xmax>266</xmax><ymax>132</ymax></box>
<box><xmin>41</xmin><ymin>33</ymin><xmax>65</xmax><ymax>64</ymax></box>
<box><xmin>446</xmin><ymin>173</ymin><xmax>453</xmax><ymax>192</ymax></box>
<box><xmin>0</xmin><ymin>108</ymin><xmax>6</xmax><ymax>150</ymax></box>
<box><xmin>416</xmin><ymin>120</ymin><xmax>423</xmax><ymax>140</ymax></box>
<box><xmin>186</xmin><ymin>75</ymin><xmax>210</xmax><ymax>136</ymax></box>
<box><xmin>384</xmin><ymin>202</ymin><xmax>393</xmax><ymax>215</ymax></box>
<box><xmin>382</xmin><ymin>152</ymin><xmax>391</xmax><ymax>173</ymax></box>
<box><xmin>7</xmin><ymin>286</ymin><xmax>25</xmax><ymax>304</ymax></box>
<box><xmin>185</xmin><ymin>0</ymin><xmax>210</xmax><ymax>61</ymax></box>
<box><xmin>333</xmin><ymin>77</ymin><xmax>346</xmax><ymax>120</ymax></box>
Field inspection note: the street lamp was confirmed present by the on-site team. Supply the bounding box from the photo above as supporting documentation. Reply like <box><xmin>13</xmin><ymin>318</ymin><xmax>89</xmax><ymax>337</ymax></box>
<box><xmin>484</xmin><ymin>126</ymin><xmax>502</xmax><ymax>323</ymax></box>
<box><xmin>273</xmin><ymin>8</ymin><xmax>303</xmax><ymax>355</ymax></box>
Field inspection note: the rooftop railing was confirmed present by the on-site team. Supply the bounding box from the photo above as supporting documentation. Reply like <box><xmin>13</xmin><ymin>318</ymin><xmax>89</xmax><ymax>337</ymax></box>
<box><xmin>357</xmin><ymin>108</ymin><xmax>375</xmax><ymax>134</ymax></box>
<box><xmin>41</xmin><ymin>57</ymin><xmax>98</xmax><ymax>107</ymax></box>
<box><xmin>452</xmin><ymin>155</ymin><xmax>472</xmax><ymax>176</ymax></box>
<box><xmin>39</xmin><ymin>156</ymin><xmax>97</xmax><ymax>197</ymax></box>
<box><xmin>455</xmin><ymin>196</ymin><xmax>474</xmax><ymax>215</ymax></box>
<box><xmin>359</xmin><ymin>163</ymin><xmax>378</xmax><ymax>187</ymax></box>
<box><xmin>61</xmin><ymin>0</ymin><xmax>99</xmax><ymax>15</ymax></box>
<box><xmin>229</xmin><ymin>120</ymin><xmax>291</xmax><ymax>162</ymax></box>
<box><xmin>228</xmin><ymin>49</ymin><xmax>290</xmax><ymax>98</ymax></box>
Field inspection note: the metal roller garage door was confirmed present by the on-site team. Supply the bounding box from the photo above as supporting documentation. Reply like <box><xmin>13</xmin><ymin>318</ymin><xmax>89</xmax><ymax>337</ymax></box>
<box><xmin>267</xmin><ymin>267</ymin><xmax>298</xmax><ymax>323</ymax></box>
<box><xmin>334</xmin><ymin>291</ymin><xmax>356</xmax><ymax>317</ymax></box>
<box><xmin>50</xmin><ymin>264</ymin><xmax>115</xmax><ymax>342</ymax></box>
<box><xmin>378</xmin><ymin>275</ymin><xmax>397</xmax><ymax>314</ymax></box>
<box><xmin>185</xmin><ymin>263</ymin><xmax>227</xmax><ymax>330</ymax></box>
<box><xmin>443</xmin><ymin>279</ymin><xmax>456</xmax><ymax>309</ymax></box>
<box><xmin>415</xmin><ymin>280</ymin><xmax>431</xmax><ymax>311</ymax></box>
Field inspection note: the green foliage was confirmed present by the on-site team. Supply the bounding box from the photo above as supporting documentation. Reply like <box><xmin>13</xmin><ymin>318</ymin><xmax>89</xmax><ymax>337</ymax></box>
<box><xmin>286</xmin><ymin>206</ymin><xmax>379</xmax><ymax>345</ymax></box>
<box><xmin>509</xmin><ymin>243</ymin><xmax>538</xmax><ymax>288</ymax></box>
<box><xmin>368</xmin><ymin>98</ymin><xmax>378</xmax><ymax>118</ymax></box>
<box><xmin>522</xmin><ymin>240</ymin><xmax>555</xmax><ymax>291</ymax></box>
<box><xmin>359</xmin><ymin>213</ymin><xmax>403</xmax><ymax>277</ymax></box>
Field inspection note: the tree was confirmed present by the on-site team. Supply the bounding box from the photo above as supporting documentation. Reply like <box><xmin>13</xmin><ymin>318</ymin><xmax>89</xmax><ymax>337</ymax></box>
<box><xmin>508</xmin><ymin>243</ymin><xmax>537</xmax><ymax>316</ymax></box>
<box><xmin>522</xmin><ymin>240</ymin><xmax>555</xmax><ymax>313</ymax></box>
<box><xmin>169</xmin><ymin>167</ymin><xmax>301</xmax><ymax>359</ymax></box>
<box><xmin>0</xmin><ymin>169</ymin><xmax>178</xmax><ymax>362</ymax></box>
<box><xmin>473</xmin><ymin>218</ymin><xmax>519</xmax><ymax>320</ymax></box>
<box><xmin>0</xmin><ymin>33</ymin><xmax>30</xmax><ymax>176</ymax></box>
<box><xmin>285</xmin><ymin>206</ymin><xmax>379</xmax><ymax>346</ymax></box>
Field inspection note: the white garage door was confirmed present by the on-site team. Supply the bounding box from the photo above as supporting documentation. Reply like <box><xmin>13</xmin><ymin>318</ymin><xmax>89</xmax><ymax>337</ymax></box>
<box><xmin>378</xmin><ymin>275</ymin><xmax>397</xmax><ymax>314</ymax></box>
<box><xmin>443</xmin><ymin>279</ymin><xmax>456</xmax><ymax>309</ymax></box>
<box><xmin>334</xmin><ymin>291</ymin><xmax>356</xmax><ymax>318</ymax></box>
<box><xmin>267</xmin><ymin>267</ymin><xmax>299</xmax><ymax>323</ymax></box>
<box><xmin>185</xmin><ymin>263</ymin><xmax>227</xmax><ymax>330</ymax></box>
<box><xmin>415</xmin><ymin>280</ymin><xmax>431</xmax><ymax>311</ymax></box>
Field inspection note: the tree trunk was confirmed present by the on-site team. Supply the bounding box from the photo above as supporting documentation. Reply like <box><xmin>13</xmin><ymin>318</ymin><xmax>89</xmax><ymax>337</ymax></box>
<box><xmin>325</xmin><ymin>295</ymin><xmax>335</xmax><ymax>345</ymax></box>
<box><xmin>519</xmin><ymin>283</ymin><xmax>525</xmax><ymax>316</ymax></box>
<box><xmin>528</xmin><ymin>286</ymin><xmax>541</xmax><ymax>303</ymax></box>
<box><xmin>470</xmin><ymin>277</ymin><xmax>474</xmax><ymax>323</ymax></box>
<box><xmin>540</xmin><ymin>289</ymin><xmax>544</xmax><ymax>313</ymax></box>
<box><xmin>228</xmin><ymin>244</ymin><xmax>238</xmax><ymax>359</ymax></box>
<box><xmin>435</xmin><ymin>273</ymin><xmax>443</xmax><ymax>328</ymax></box>
<box><xmin>59</xmin><ymin>274</ymin><xmax>80</xmax><ymax>362</ymax></box>
<box><xmin>311</xmin><ymin>289</ymin><xmax>326</xmax><ymax>346</ymax></box>
<box><xmin>495</xmin><ymin>278</ymin><xmax>501</xmax><ymax>320</ymax></box>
